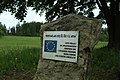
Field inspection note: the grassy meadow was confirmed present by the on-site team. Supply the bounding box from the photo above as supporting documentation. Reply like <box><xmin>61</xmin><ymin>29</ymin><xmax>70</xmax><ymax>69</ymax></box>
<box><xmin>0</xmin><ymin>36</ymin><xmax>40</xmax><ymax>48</ymax></box>
<box><xmin>0</xmin><ymin>36</ymin><xmax>119</xmax><ymax>80</ymax></box>
<box><xmin>0</xmin><ymin>36</ymin><xmax>40</xmax><ymax>80</ymax></box>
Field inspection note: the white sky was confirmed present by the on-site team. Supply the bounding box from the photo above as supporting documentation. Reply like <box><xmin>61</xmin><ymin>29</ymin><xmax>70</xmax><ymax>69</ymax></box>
<box><xmin>0</xmin><ymin>7</ymin><xmax>46</xmax><ymax>29</ymax></box>
<box><xmin>0</xmin><ymin>7</ymin><xmax>107</xmax><ymax>29</ymax></box>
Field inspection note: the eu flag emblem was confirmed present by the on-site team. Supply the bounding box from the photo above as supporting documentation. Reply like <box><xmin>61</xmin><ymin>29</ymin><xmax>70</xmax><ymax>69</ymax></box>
<box><xmin>44</xmin><ymin>40</ymin><xmax>57</xmax><ymax>53</ymax></box>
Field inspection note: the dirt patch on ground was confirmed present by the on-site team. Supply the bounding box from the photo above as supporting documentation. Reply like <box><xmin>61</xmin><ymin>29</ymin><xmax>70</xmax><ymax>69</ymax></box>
<box><xmin>0</xmin><ymin>69</ymin><xmax>120</xmax><ymax>80</ymax></box>
<box><xmin>105</xmin><ymin>71</ymin><xmax>120</xmax><ymax>80</ymax></box>
<box><xmin>0</xmin><ymin>69</ymin><xmax>36</xmax><ymax>80</ymax></box>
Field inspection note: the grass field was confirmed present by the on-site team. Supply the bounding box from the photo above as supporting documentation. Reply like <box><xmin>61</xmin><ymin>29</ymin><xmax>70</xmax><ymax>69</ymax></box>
<box><xmin>0</xmin><ymin>36</ymin><xmax>119</xmax><ymax>80</ymax></box>
<box><xmin>0</xmin><ymin>36</ymin><xmax>40</xmax><ymax>80</ymax></box>
<box><xmin>0</xmin><ymin>36</ymin><xmax>40</xmax><ymax>48</ymax></box>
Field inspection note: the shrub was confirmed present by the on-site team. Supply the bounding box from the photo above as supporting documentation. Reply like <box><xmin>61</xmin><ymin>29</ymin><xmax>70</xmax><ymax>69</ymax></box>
<box><xmin>99</xmin><ymin>34</ymin><xmax>108</xmax><ymax>42</ymax></box>
<box><xmin>0</xmin><ymin>28</ymin><xmax>5</xmax><ymax>37</ymax></box>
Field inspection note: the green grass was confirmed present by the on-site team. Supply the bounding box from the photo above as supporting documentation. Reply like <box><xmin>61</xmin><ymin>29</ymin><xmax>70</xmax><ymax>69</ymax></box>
<box><xmin>0</xmin><ymin>36</ymin><xmax>40</xmax><ymax>48</ymax></box>
<box><xmin>0</xmin><ymin>36</ymin><xmax>40</xmax><ymax>78</ymax></box>
<box><xmin>0</xmin><ymin>47</ymin><xmax>39</xmax><ymax>74</ymax></box>
<box><xmin>90</xmin><ymin>42</ymin><xmax>120</xmax><ymax>80</ymax></box>
<box><xmin>0</xmin><ymin>36</ymin><xmax>119</xmax><ymax>80</ymax></box>
<box><xmin>94</xmin><ymin>41</ymin><xmax>108</xmax><ymax>49</ymax></box>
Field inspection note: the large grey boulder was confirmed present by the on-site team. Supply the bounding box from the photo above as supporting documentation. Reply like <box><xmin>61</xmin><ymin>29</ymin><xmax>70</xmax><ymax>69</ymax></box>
<box><xmin>33</xmin><ymin>14</ymin><xmax>101</xmax><ymax>80</ymax></box>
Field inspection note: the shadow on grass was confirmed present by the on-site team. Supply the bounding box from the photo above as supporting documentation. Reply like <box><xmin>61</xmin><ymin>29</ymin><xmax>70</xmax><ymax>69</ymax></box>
<box><xmin>90</xmin><ymin>47</ymin><xmax>120</xmax><ymax>80</ymax></box>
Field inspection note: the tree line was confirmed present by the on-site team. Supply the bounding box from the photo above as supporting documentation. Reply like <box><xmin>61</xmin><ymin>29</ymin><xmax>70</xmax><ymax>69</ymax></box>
<box><xmin>0</xmin><ymin>22</ymin><xmax>7</xmax><ymax>37</ymax></box>
<box><xmin>1</xmin><ymin>21</ymin><xmax>108</xmax><ymax>42</ymax></box>
<box><xmin>0</xmin><ymin>22</ymin><xmax>43</xmax><ymax>37</ymax></box>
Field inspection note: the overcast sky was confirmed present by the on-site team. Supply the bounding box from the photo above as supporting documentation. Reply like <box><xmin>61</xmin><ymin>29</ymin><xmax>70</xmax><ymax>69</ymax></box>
<box><xmin>0</xmin><ymin>7</ymin><xmax>46</xmax><ymax>29</ymax></box>
<box><xmin>0</xmin><ymin>7</ymin><xmax>107</xmax><ymax>29</ymax></box>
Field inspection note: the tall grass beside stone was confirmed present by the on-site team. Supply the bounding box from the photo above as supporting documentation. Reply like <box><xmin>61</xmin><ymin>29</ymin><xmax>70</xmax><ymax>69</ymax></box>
<box><xmin>0</xmin><ymin>36</ymin><xmax>40</xmax><ymax>78</ymax></box>
<box><xmin>90</xmin><ymin>47</ymin><xmax>120</xmax><ymax>80</ymax></box>
<box><xmin>0</xmin><ymin>47</ymin><xmax>40</xmax><ymax>75</ymax></box>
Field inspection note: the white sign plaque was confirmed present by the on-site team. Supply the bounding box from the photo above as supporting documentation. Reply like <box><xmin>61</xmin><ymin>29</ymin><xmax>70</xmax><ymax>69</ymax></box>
<box><xmin>42</xmin><ymin>31</ymin><xmax>79</xmax><ymax>63</ymax></box>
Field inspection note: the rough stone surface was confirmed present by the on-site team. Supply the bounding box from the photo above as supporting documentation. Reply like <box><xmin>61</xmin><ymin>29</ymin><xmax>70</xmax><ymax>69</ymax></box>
<box><xmin>33</xmin><ymin>14</ymin><xmax>101</xmax><ymax>80</ymax></box>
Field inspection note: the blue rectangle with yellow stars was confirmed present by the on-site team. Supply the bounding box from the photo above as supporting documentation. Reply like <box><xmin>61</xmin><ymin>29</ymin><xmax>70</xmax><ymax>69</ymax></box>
<box><xmin>44</xmin><ymin>40</ymin><xmax>57</xmax><ymax>53</ymax></box>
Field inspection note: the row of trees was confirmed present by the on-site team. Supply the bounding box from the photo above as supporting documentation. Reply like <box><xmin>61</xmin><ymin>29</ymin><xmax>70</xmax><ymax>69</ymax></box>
<box><xmin>0</xmin><ymin>22</ymin><xmax>43</xmax><ymax>37</ymax></box>
<box><xmin>10</xmin><ymin>22</ymin><xmax>43</xmax><ymax>36</ymax></box>
<box><xmin>11</xmin><ymin>22</ymin><xmax>43</xmax><ymax>36</ymax></box>
<box><xmin>0</xmin><ymin>22</ymin><xmax>7</xmax><ymax>37</ymax></box>
<box><xmin>1</xmin><ymin>20</ymin><xmax>109</xmax><ymax>41</ymax></box>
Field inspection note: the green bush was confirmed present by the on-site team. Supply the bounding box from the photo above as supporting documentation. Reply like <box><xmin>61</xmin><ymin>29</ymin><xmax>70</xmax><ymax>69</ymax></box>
<box><xmin>99</xmin><ymin>34</ymin><xmax>108</xmax><ymax>42</ymax></box>
<box><xmin>0</xmin><ymin>29</ymin><xmax>5</xmax><ymax>37</ymax></box>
